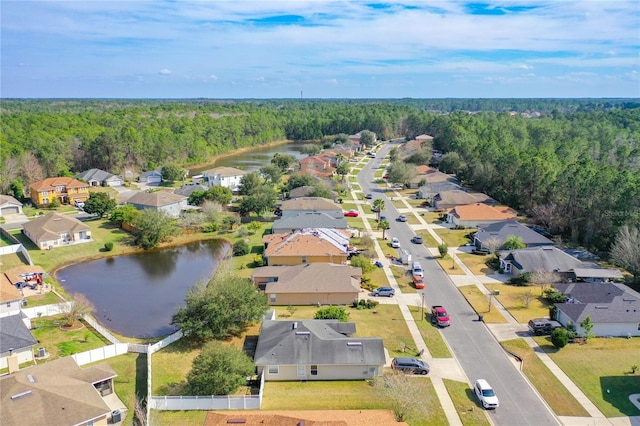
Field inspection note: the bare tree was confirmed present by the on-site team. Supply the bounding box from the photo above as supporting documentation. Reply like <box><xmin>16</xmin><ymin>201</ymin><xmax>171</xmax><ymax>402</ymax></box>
<box><xmin>528</xmin><ymin>270</ymin><xmax>562</xmax><ymax>295</ymax></box>
<box><xmin>610</xmin><ymin>225</ymin><xmax>640</xmax><ymax>284</ymax></box>
<box><xmin>1</xmin><ymin>155</ymin><xmax>21</xmax><ymax>193</ymax></box>
<box><xmin>20</xmin><ymin>152</ymin><xmax>44</xmax><ymax>187</ymax></box>
<box><xmin>373</xmin><ymin>372</ymin><xmax>430</xmax><ymax>421</ymax></box>
<box><xmin>483</xmin><ymin>237</ymin><xmax>503</xmax><ymax>256</ymax></box>
<box><xmin>519</xmin><ymin>289</ymin><xmax>535</xmax><ymax>308</ymax></box>
<box><xmin>530</xmin><ymin>202</ymin><xmax>563</xmax><ymax>233</ymax></box>
<box><xmin>62</xmin><ymin>294</ymin><xmax>95</xmax><ymax>327</ymax></box>
<box><xmin>359</xmin><ymin>233</ymin><xmax>374</xmax><ymax>250</ymax></box>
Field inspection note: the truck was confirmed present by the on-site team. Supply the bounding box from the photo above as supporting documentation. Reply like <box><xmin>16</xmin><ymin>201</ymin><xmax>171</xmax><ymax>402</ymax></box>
<box><xmin>431</xmin><ymin>305</ymin><xmax>450</xmax><ymax>327</ymax></box>
<box><xmin>400</xmin><ymin>249</ymin><xmax>412</xmax><ymax>265</ymax></box>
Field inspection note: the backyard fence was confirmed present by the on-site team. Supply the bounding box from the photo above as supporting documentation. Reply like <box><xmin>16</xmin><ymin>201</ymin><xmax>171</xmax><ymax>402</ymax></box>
<box><xmin>149</xmin><ymin>394</ymin><xmax>261</xmax><ymax>411</ymax></box>
<box><xmin>149</xmin><ymin>330</ymin><xmax>183</xmax><ymax>353</ymax></box>
<box><xmin>0</xmin><ymin>242</ymin><xmax>33</xmax><ymax>265</ymax></box>
<box><xmin>83</xmin><ymin>315</ymin><xmax>121</xmax><ymax>344</ymax></box>
<box><xmin>72</xmin><ymin>343</ymin><xmax>130</xmax><ymax>366</ymax></box>
<box><xmin>22</xmin><ymin>301</ymin><xmax>72</xmax><ymax>319</ymax></box>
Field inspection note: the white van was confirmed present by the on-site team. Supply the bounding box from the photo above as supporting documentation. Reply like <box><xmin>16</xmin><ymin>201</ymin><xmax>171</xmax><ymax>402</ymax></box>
<box><xmin>412</xmin><ymin>261</ymin><xmax>424</xmax><ymax>277</ymax></box>
<box><xmin>400</xmin><ymin>249</ymin><xmax>412</xmax><ymax>265</ymax></box>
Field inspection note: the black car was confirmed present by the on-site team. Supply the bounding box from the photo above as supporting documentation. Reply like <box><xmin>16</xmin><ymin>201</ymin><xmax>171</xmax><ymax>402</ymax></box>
<box><xmin>391</xmin><ymin>357</ymin><xmax>430</xmax><ymax>375</ymax></box>
<box><xmin>528</xmin><ymin>318</ymin><xmax>563</xmax><ymax>335</ymax></box>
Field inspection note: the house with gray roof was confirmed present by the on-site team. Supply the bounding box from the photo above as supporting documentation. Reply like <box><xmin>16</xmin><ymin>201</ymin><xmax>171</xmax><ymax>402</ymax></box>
<box><xmin>139</xmin><ymin>168</ymin><xmax>163</xmax><ymax>184</ymax></box>
<box><xmin>432</xmin><ymin>190</ymin><xmax>496</xmax><ymax>210</ymax></box>
<box><xmin>75</xmin><ymin>168</ymin><xmax>123</xmax><ymax>187</ymax></box>
<box><xmin>278</xmin><ymin>197</ymin><xmax>343</xmax><ymax>219</ymax></box>
<box><xmin>474</xmin><ymin>221</ymin><xmax>554</xmax><ymax>250</ymax></box>
<box><xmin>553</xmin><ymin>282</ymin><xmax>640</xmax><ymax>337</ymax></box>
<box><xmin>0</xmin><ymin>314</ymin><xmax>37</xmax><ymax>371</ymax></box>
<box><xmin>127</xmin><ymin>191</ymin><xmax>188</xmax><ymax>218</ymax></box>
<box><xmin>272</xmin><ymin>212</ymin><xmax>349</xmax><ymax>234</ymax></box>
<box><xmin>22</xmin><ymin>213</ymin><xmax>92</xmax><ymax>250</ymax></box>
<box><xmin>254</xmin><ymin>319</ymin><xmax>385</xmax><ymax>381</ymax></box>
<box><xmin>418</xmin><ymin>180</ymin><xmax>462</xmax><ymax>201</ymax></box>
<box><xmin>174</xmin><ymin>183</ymin><xmax>207</xmax><ymax>198</ymax></box>
<box><xmin>252</xmin><ymin>263</ymin><xmax>362</xmax><ymax>305</ymax></box>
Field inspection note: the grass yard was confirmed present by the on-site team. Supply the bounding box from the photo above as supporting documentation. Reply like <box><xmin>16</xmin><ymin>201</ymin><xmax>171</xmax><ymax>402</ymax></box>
<box><xmin>416</xmin><ymin>230</ymin><xmax>441</xmax><ymax>247</ymax></box>
<box><xmin>377</xmin><ymin>238</ymin><xmax>400</xmax><ymax>258</ymax></box>
<box><xmin>436</xmin><ymin>255</ymin><xmax>467</xmax><ymax>275</ymax></box>
<box><xmin>345</xmin><ymin>216</ymin><xmax>366</xmax><ymax>230</ymax></box>
<box><xmin>536</xmin><ymin>336</ymin><xmax>640</xmax><ymax>417</ymax></box>
<box><xmin>361</xmin><ymin>204</ymin><xmax>374</xmax><ymax>215</ymax></box>
<box><xmin>485</xmin><ymin>283</ymin><xmax>551</xmax><ymax>323</ymax></box>
<box><xmin>434</xmin><ymin>228</ymin><xmax>474</xmax><ymax>248</ymax></box>
<box><xmin>31</xmin><ymin>315</ymin><xmax>111</xmax><ymax>360</ymax></box>
<box><xmin>392</xmin><ymin>266</ymin><xmax>417</xmax><ymax>294</ymax></box>
<box><xmin>408</xmin><ymin>305</ymin><xmax>452</xmax><ymax>358</ymax></box>
<box><xmin>457</xmin><ymin>253</ymin><xmax>495</xmax><ymax>275</ymax></box>
<box><xmin>25</xmin><ymin>290</ymin><xmax>64</xmax><ymax>307</ymax></box>
<box><xmin>0</xmin><ymin>252</ymin><xmax>29</xmax><ymax>269</ymax></box>
<box><xmin>152</xmin><ymin>411</ymin><xmax>208</xmax><ymax>426</ymax></box>
<box><xmin>367</xmin><ymin>266</ymin><xmax>391</xmax><ymax>289</ymax></box>
<box><xmin>404</xmin><ymin>198</ymin><xmax>426</xmax><ymax>208</ymax></box>
<box><xmin>442</xmin><ymin>379</ymin><xmax>491</xmax><ymax>426</ymax></box>
<box><xmin>226</xmin><ymin>226</ymin><xmax>266</xmax><ymax>279</ymax></box>
<box><xmin>348</xmin><ymin>176</ymin><xmax>358</xmax><ymax>183</ymax></box>
<box><xmin>406</xmin><ymin>213</ymin><xmax>422</xmax><ymax>225</ymax></box>
<box><xmin>391</xmin><ymin>199</ymin><xmax>406</xmax><ymax>209</ymax></box>
<box><xmin>457</xmin><ymin>285</ymin><xmax>508</xmax><ymax>323</ymax></box>
<box><xmin>501</xmin><ymin>339</ymin><xmax>589</xmax><ymax>417</ymax></box>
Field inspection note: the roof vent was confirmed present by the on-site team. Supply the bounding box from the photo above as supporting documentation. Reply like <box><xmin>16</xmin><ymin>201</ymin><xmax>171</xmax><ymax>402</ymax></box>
<box><xmin>226</xmin><ymin>419</ymin><xmax>247</xmax><ymax>424</ymax></box>
<box><xmin>292</xmin><ymin>322</ymin><xmax>298</xmax><ymax>329</ymax></box>
<box><xmin>11</xmin><ymin>390</ymin><xmax>32</xmax><ymax>400</ymax></box>
<box><xmin>295</xmin><ymin>331</ymin><xmax>310</xmax><ymax>336</ymax></box>
<box><xmin>595</xmin><ymin>305</ymin><xmax>608</xmax><ymax>309</ymax></box>
<box><xmin>347</xmin><ymin>342</ymin><xmax>362</xmax><ymax>347</ymax></box>
<box><xmin>27</xmin><ymin>374</ymin><xmax>35</xmax><ymax>383</ymax></box>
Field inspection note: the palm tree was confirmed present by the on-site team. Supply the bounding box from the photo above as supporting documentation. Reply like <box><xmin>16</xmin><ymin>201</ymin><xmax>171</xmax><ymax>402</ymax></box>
<box><xmin>379</xmin><ymin>220</ymin><xmax>390</xmax><ymax>239</ymax></box>
<box><xmin>336</xmin><ymin>153</ymin><xmax>344</xmax><ymax>166</ymax></box>
<box><xmin>373</xmin><ymin>199</ymin><xmax>385</xmax><ymax>220</ymax></box>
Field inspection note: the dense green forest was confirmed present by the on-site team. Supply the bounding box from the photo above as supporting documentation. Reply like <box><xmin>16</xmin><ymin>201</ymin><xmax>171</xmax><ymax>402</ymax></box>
<box><xmin>1</xmin><ymin>98</ymin><xmax>639</xmax><ymax>252</ymax></box>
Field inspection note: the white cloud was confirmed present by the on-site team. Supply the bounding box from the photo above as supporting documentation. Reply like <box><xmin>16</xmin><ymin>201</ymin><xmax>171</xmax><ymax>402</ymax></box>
<box><xmin>209</xmin><ymin>74</ymin><xmax>218</xmax><ymax>80</ymax></box>
<box><xmin>159</xmin><ymin>68</ymin><xmax>172</xmax><ymax>75</ymax></box>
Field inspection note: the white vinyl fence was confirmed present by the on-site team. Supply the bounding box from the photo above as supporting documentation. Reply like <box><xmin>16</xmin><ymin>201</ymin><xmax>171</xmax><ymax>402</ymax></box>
<box><xmin>72</xmin><ymin>343</ymin><xmax>130</xmax><ymax>366</ymax></box>
<box><xmin>22</xmin><ymin>302</ymin><xmax>72</xmax><ymax>319</ymax></box>
<box><xmin>149</xmin><ymin>394</ymin><xmax>261</xmax><ymax>410</ymax></box>
<box><xmin>83</xmin><ymin>315</ymin><xmax>121</xmax><ymax>344</ymax></box>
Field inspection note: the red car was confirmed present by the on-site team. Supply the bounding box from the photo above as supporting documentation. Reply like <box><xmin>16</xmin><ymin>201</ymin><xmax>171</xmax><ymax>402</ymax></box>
<box><xmin>344</xmin><ymin>210</ymin><xmax>359</xmax><ymax>217</ymax></box>
<box><xmin>383</xmin><ymin>174</ymin><xmax>389</xmax><ymax>179</ymax></box>
<box><xmin>412</xmin><ymin>274</ymin><xmax>425</xmax><ymax>289</ymax></box>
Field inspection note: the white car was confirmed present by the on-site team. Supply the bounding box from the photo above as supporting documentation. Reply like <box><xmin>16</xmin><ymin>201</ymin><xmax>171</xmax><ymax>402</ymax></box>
<box><xmin>474</xmin><ymin>379</ymin><xmax>499</xmax><ymax>409</ymax></box>
<box><xmin>391</xmin><ymin>237</ymin><xmax>400</xmax><ymax>248</ymax></box>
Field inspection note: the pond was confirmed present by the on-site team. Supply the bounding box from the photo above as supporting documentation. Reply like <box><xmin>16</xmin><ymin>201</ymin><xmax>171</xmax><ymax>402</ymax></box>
<box><xmin>56</xmin><ymin>239</ymin><xmax>229</xmax><ymax>338</ymax></box>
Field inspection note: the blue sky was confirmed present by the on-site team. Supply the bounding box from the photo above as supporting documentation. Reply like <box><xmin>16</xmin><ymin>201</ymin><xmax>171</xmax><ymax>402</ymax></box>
<box><xmin>1</xmin><ymin>1</ymin><xmax>639</xmax><ymax>98</ymax></box>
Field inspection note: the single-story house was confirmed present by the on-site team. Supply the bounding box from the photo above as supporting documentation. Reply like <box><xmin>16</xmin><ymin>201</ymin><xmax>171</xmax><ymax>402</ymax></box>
<box><xmin>278</xmin><ymin>197</ymin><xmax>343</xmax><ymax>219</ymax></box>
<box><xmin>415</xmin><ymin>134</ymin><xmax>434</xmax><ymax>143</ymax></box>
<box><xmin>407</xmin><ymin>166</ymin><xmax>458</xmax><ymax>189</ymax></box>
<box><xmin>272</xmin><ymin>212</ymin><xmax>349</xmax><ymax>234</ymax></box>
<box><xmin>2</xmin><ymin>265</ymin><xmax>45</xmax><ymax>291</ymax></box>
<box><xmin>418</xmin><ymin>181</ymin><xmax>462</xmax><ymax>201</ymax></box>
<box><xmin>75</xmin><ymin>168</ymin><xmax>124</xmax><ymax>187</ymax></box>
<box><xmin>300</xmin><ymin>156</ymin><xmax>331</xmax><ymax>173</ymax></box>
<box><xmin>447</xmin><ymin>203</ymin><xmax>517</xmax><ymax>228</ymax></box>
<box><xmin>263</xmin><ymin>228</ymin><xmax>350</xmax><ymax>266</ymax></box>
<box><xmin>474</xmin><ymin>221</ymin><xmax>554</xmax><ymax>250</ymax></box>
<box><xmin>127</xmin><ymin>191</ymin><xmax>188</xmax><ymax>218</ymax></box>
<box><xmin>0</xmin><ymin>195</ymin><xmax>24</xmax><ymax>217</ymax></box>
<box><xmin>570</xmin><ymin>268</ymin><xmax>624</xmax><ymax>283</ymax></box>
<box><xmin>0</xmin><ymin>272</ymin><xmax>24</xmax><ymax>318</ymax></box>
<box><xmin>254</xmin><ymin>319</ymin><xmax>385</xmax><ymax>381</ymax></box>
<box><xmin>174</xmin><ymin>184</ymin><xmax>208</xmax><ymax>198</ymax></box>
<box><xmin>0</xmin><ymin>356</ymin><xmax>117</xmax><ymax>426</ymax></box>
<box><xmin>22</xmin><ymin>213</ymin><xmax>92</xmax><ymax>250</ymax></box>
<box><xmin>553</xmin><ymin>282</ymin><xmax>640</xmax><ymax>337</ymax></box>
<box><xmin>139</xmin><ymin>168</ymin><xmax>163</xmax><ymax>184</ymax></box>
<box><xmin>432</xmin><ymin>190</ymin><xmax>496</xmax><ymax>210</ymax></box>
<box><xmin>252</xmin><ymin>263</ymin><xmax>362</xmax><ymax>305</ymax></box>
<box><xmin>202</xmin><ymin>166</ymin><xmax>247</xmax><ymax>192</ymax></box>
<box><xmin>0</xmin><ymin>313</ymin><xmax>37</xmax><ymax>370</ymax></box>
<box><xmin>499</xmin><ymin>246</ymin><xmax>585</xmax><ymax>279</ymax></box>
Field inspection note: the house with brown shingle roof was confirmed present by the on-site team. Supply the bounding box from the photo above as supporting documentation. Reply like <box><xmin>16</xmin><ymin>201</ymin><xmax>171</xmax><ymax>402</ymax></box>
<box><xmin>300</xmin><ymin>156</ymin><xmax>331</xmax><ymax>173</ymax></box>
<box><xmin>0</xmin><ymin>356</ymin><xmax>117</xmax><ymax>426</ymax></box>
<box><xmin>447</xmin><ymin>203</ymin><xmax>517</xmax><ymax>228</ymax></box>
<box><xmin>127</xmin><ymin>190</ymin><xmax>188</xmax><ymax>218</ymax></box>
<box><xmin>263</xmin><ymin>229</ymin><xmax>350</xmax><ymax>266</ymax></box>
<box><xmin>29</xmin><ymin>177</ymin><xmax>89</xmax><ymax>207</ymax></box>
<box><xmin>252</xmin><ymin>263</ymin><xmax>362</xmax><ymax>305</ymax></box>
<box><xmin>22</xmin><ymin>213</ymin><xmax>92</xmax><ymax>250</ymax></box>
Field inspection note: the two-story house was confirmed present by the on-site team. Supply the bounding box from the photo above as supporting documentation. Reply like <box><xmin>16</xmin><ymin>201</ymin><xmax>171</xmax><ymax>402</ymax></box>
<box><xmin>29</xmin><ymin>177</ymin><xmax>89</xmax><ymax>207</ymax></box>
<box><xmin>201</xmin><ymin>166</ymin><xmax>247</xmax><ymax>192</ymax></box>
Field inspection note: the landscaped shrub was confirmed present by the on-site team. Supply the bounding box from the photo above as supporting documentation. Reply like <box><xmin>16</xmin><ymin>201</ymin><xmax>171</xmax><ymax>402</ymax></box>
<box><xmin>314</xmin><ymin>305</ymin><xmax>349</xmax><ymax>322</ymax></box>
<box><xmin>353</xmin><ymin>299</ymin><xmax>379</xmax><ymax>310</ymax></box>
<box><xmin>350</xmin><ymin>254</ymin><xmax>375</xmax><ymax>273</ymax></box>
<box><xmin>232</xmin><ymin>240</ymin><xmax>250</xmax><ymax>256</ymax></box>
<box><xmin>236</xmin><ymin>227</ymin><xmax>249</xmax><ymax>237</ymax></box>
<box><xmin>509</xmin><ymin>272</ymin><xmax>532</xmax><ymax>286</ymax></box>
<box><xmin>104</xmin><ymin>241</ymin><xmax>114</xmax><ymax>251</ymax></box>
<box><xmin>551</xmin><ymin>328</ymin><xmax>569</xmax><ymax>348</ymax></box>
<box><xmin>253</xmin><ymin>254</ymin><xmax>263</xmax><ymax>266</ymax></box>
<box><xmin>201</xmin><ymin>222</ymin><xmax>219</xmax><ymax>233</ymax></box>
<box><xmin>543</xmin><ymin>288</ymin><xmax>567</xmax><ymax>303</ymax></box>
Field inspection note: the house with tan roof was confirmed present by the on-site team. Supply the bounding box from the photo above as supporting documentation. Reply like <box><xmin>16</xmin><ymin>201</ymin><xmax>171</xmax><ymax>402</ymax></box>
<box><xmin>127</xmin><ymin>190</ymin><xmax>188</xmax><ymax>218</ymax></box>
<box><xmin>300</xmin><ymin>156</ymin><xmax>331</xmax><ymax>173</ymax></box>
<box><xmin>407</xmin><ymin>166</ymin><xmax>457</xmax><ymax>189</ymax></box>
<box><xmin>416</xmin><ymin>134</ymin><xmax>434</xmax><ymax>143</ymax></box>
<box><xmin>29</xmin><ymin>177</ymin><xmax>89</xmax><ymax>207</ymax></box>
<box><xmin>0</xmin><ymin>272</ymin><xmax>24</xmax><ymax>318</ymax></box>
<box><xmin>263</xmin><ymin>229</ymin><xmax>350</xmax><ymax>266</ymax></box>
<box><xmin>447</xmin><ymin>203</ymin><xmax>517</xmax><ymax>228</ymax></box>
<box><xmin>203</xmin><ymin>410</ymin><xmax>406</xmax><ymax>426</ymax></box>
<box><xmin>22</xmin><ymin>213</ymin><xmax>92</xmax><ymax>250</ymax></box>
<box><xmin>254</xmin><ymin>319</ymin><xmax>385</xmax><ymax>381</ymax></box>
<box><xmin>0</xmin><ymin>195</ymin><xmax>24</xmax><ymax>217</ymax></box>
<box><xmin>202</xmin><ymin>166</ymin><xmax>247</xmax><ymax>192</ymax></box>
<box><xmin>0</xmin><ymin>356</ymin><xmax>118</xmax><ymax>426</ymax></box>
<box><xmin>252</xmin><ymin>263</ymin><xmax>362</xmax><ymax>305</ymax></box>
<box><xmin>278</xmin><ymin>197</ymin><xmax>343</xmax><ymax>219</ymax></box>
<box><xmin>433</xmin><ymin>190</ymin><xmax>496</xmax><ymax>210</ymax></box>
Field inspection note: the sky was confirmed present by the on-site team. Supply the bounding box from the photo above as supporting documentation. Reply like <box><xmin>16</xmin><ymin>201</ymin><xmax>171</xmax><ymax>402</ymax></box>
<box><xmin>1</xmin><ymin>1</ymin><xmax>639</xmax><ymax>99</ymax></box>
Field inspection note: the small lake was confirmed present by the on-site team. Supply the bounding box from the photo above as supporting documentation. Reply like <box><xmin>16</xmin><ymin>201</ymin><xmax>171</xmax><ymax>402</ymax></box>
<box><xmin>189</xmin><ymin>140</ymin><xmax>308</xmax><ymax>175</ymax></box>
<box><xmin>56</xmin><ymin>240</ymin><xmax>229</xmax><ymax>338</ymax></box>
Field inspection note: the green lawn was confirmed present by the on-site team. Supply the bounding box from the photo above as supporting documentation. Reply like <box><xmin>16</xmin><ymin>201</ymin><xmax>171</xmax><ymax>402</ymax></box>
<box><xmin>434</xmin><ymin>228</ymin><xmax>474</xmax><ymax>247</ymax></box>
<box><xmin>31</xmin><ymin>315</ymin><xmax>111</xmax><ymax>360</ymax></box>
<box><xmin>152</xmin><ymin>411</ymin><xmax>207</xmax><ymax>426</ymax></box>
<box><xmin>536</xmin><ymin>336</ymin><xmax>640</xmax><ymax>417</ymax></box>
<box><xmin>408</xmin><ymin>306</ymin><xmax>452</xmax><ymax>358</ymax></box>
<box><xmin>406</xmin><ymin>213</ymin><xmax>422</xmax><ymax>225</ymax></box>
<box><xmin>501</xmin><ymin>339</ymin><xmax>589</xmax><ymax>417</ymax></box>
<box><xmin>0</xmin><ymin>252</ymin><xmax>29</xmax><ymax>269</ymax></box>
<box><xmin>367</xmin><ymin>266</ymin><xmax>391</xmax><ymax>289</ymax></box>
<box><xmin>416</xmin><ymin>230</ymin><xmax>441</xmax><ymax>247</ymax></box>
<box><xmin>485</xmin><ymin>283</ymin><xmax>551</xmax><ymax>323</ymax></box>
<box><xmin>25</xmin><ymin>290</ymin><xmax>64</xmax><ymax>307</ymax></box>
<box><xmin>377</xmin><ymin>238</ymin><xmax>399</xmax><ymax>258</ymax></box>
<box><xmin>436</xmin><ymin>255</ymin><xmax>467</xmax><ymax>275</ymax></box>
<box><xmin>392</xmin><ymin>265</ymin><xmax>416</xmax><ymax>293</ymax></box>
<box><xmin>457</xmin><ymin>285</ymin><xmax>508</xmax><ymax>323</ymax></box>
<box><xmin>457</xmin><ymin>253</ymin><xmax>494</xmax><ymax>275</ymax></box>
<box><xmin>442</xmin><ymin>379</ymin><xmax>491</xmax><ymax>426</ymax></box>
<box><xmin>225</xmin><ymin>226</ymin><xmax>267</xmax><ymax>279</ymax></box>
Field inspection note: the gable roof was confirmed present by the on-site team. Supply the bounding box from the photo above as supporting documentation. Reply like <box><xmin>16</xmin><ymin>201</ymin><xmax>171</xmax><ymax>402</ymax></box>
<box><xmin>273</xmin><ymin>212</ymin><xmax>349</xmax><ymax>232</ymax></box>
<box><xmin>0</xmin><ymin>314</ymin><xmax>37</xmax><ymax>355</ymax></box>
<box><xmin>174</xmin><ymin>184</ymin><xmax>207</xmax><ymax>197</ymax></box>
<box><xmin>127</xmin><ymin>191</ymin><xmax>187</xmax><ymax>207</ymax></box>
<box><xmin>3</xmin><ymin>265</ymin><xmax>45</xmax><ymax>287</ymax></box>
<box><xmin>449</xmin><ymin>203</ymin><xmax>517</xmax><ymax>221</ymax></box>
<box><xmin>254</xmin><ymin>320</ymin><xmax>385</xmax><ymax>367</ymax></box>
<box><xmin>263</xmin><ymin>263</ymin><xmax>362</xmax><ymax>294</ymax></box>
<box><xmin>572</xmin><ymin>268</ymin><xmax>624</xmax><ymax>280</ymax></box>
<box><xmin>0</xmin><ymin>273</ymin><xmax>22</xmax><ymax>303</ymax></box>
<box><xmin>0</xmin><ymin>357</ymin><xmax>115</xmax><ymax>426</ymax></box>
<box><xmin>501</xmin><ymin>246</ymin><xmax>583</xmax><ymax>273</ymax></box>
<box><xmin>30</xmin><ymin>177</ymin><xmax>87</xmax><ymax>192</ymax></box>
<box><xmin>434</xmin><ymin>190</ymin><xmax>484</xmax><ymax>206</ymax></box>
<box><xmin>202</xmin><ymin>166</ymin><xmax>247</xmax><ymax>177</ymax></box>
<box><xmin>300</xmin><ymin>156</ymin><xmax>329</xmax><ymax>165</ymax></box>
<box><xmin>0</xmin><ymin>195</ymin><xmax>23</xmax><ymax>207</ymax></box>
<box><xmin>416</xmin><ymin>134</ymin><xmax>434</xmax><ymax>141</ymax></box>
<box><xmin>475</xmin><ymin>221</ymin><xmax>553</xmax><ymax>246</ymax></box>
<box><xmin>22</xmin><ymin>213</ymin><xmax>90</xmax><ymax>242</ymax></box>
<box><xmin>139</xmin><ymin>168</ymin><xmax>162</xmax><ymax>178</ymax></box>
<box><xmin>75</xmin><ymin>168</ymin><xmax>121</xmax><ymax>183</ymax></box>
<box><xmin>554</xmin><ymin>283</ymin><xmax>640</xmax><ymax>324</ymax></box>
<box><xmin>264</xmin><ymin>229</ymin><xmax>350</xmax><ymax>258</ymax></box>
<box><xmin>280</xmin><ymin>197</ymin><xmax>341</xmax><ymax>212</ymax></box>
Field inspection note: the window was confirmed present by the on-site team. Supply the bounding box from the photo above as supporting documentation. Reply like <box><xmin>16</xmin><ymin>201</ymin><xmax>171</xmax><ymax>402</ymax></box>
<box><xmin>270</xmin><ymin>294</ymin><xmax>276</xmax><ymax>303</ymax></box>
<box><xmin>297</xmin><ymin>365</ymin><xmax>306</xmax><ymax>377</ymax></box>
<box><xmin>310</xmin><ymin>365</ymin><xmax>318</xmax><ymax>376</ymax></box>
<box><xmin>42</xmin><ymin>198</ymin><xmax>49</xmax><ymax>204</ymax></box>
<box><xmin>41</xmin><ymin>191</ymin><xmax>48</xmax><ymax>196</ymax></box>
<box><xmin>268</xmin><ymin>365</ymin><xmax>279</xmax><ymax>374</ymax></box>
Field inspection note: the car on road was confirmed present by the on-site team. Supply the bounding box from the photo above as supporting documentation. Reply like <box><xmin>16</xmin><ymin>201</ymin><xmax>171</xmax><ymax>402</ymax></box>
<box><xmin>383</xmin><ymin>174</ymin><xmax>389</xmax><ymax>179</ymax></box>
<box><xmin>365</xmin><ymin>193</ymin><xmax>373</xmax><ymax>199</ymax></box>
<box><xmin>431</xmin><ymin>305</ymin><xmax>450</xmax><ymax>327</ymax></box>
<box><xmin>413</xmin><ymin>275</ymin><xmax>425</xmax><ymax>289</ymax></box>
<box><xmin>528</xmin><ymin>318</ymin><xmax>563</xmax><ymax>335</ymax></box>
<box><xmin>380</xmin><ymin>215</ymin><xmax>387</xmax><ymax>221</ymax></box>
<box><xmin>391</xmin><ymin>357</ymin><xmax>430</xmax><ymax>375</ymax></box>
<box><xmin>472</xmin><ymin>247</ymin><xmax>491</xmax><ymax>255</ymax></box>
<box><xmin>474</xmin><ymin>379</ymin><xmax>499</xmax><ymax>409</ymax></box>
<box><xmin>412</xmin><ymin>261</ymin><xmax>424</xmax><ymax>277</ymax></box>
<box><xmin>391</xmin><ymin>237</ymin><xmax>400</xmax><ymax>248</ymax></box>
<box><xmin>344</xmin><ymin>210</ymin><xmax>359</xmax><ymax>217</ymax></box>
<box><xmin>411</xmin><ymin>236</ymin><xmax>423</xmax><ymax>244</ymax></box>
<box><xmin>372</xmin><ymin>286</ymin><xmax>395</xmax><ymax>297</ymax></box>
<box><xmin>397</xmin><ymin>215</ymin><xmax>407</xmax><ymax>222</ymax></box>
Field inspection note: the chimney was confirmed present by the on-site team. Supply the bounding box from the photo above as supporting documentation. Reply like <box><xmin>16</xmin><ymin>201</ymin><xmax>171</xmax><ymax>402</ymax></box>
<box><xmin>7</xmin><ymin>348</ymin><xmax>19</xmax><ymax>373</ymax></box>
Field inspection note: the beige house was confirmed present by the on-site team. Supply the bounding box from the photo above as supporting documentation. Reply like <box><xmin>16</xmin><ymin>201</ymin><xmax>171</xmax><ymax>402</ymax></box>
<box><xmin>254</xmin><ymin>319</ymin><xmax>385</xmax><ymax>381</ymax></box>
<box><xmin>447</xmin><ymin>203</ymin><xmax>517</xmax><ymax>228</ymax></box>
<box><xmin>22</xmin><ymin>213</ymin><xmax>92</xmax><ymax>250</ymax></box>
<box><xmin>278</xmin><ymin>197</ymin><xmax>343</xmax><ymax>219</ymax></box>
<box><xmin>0</xmin><ymin>195</ymin><xmax>24</xmax><ymax>217</ymax></box>
<box><xmin>252</xmin><ymin>263</ymin><xmax>362</xmax><ymax>305</ymax></box>
<box><xmin>263</xmin><ymin>229</ymin><xmax>350</xmax><ymax>266</ymax></box>
<box><xmin>0</xmin><ymin>314</ymin><xmax>37</xmax><ymax>371</ymax></box>
<box><xmin>0</xmin><ymin>356</ymin><xmax>117</xmax><ymax>426</ymax></box>
<box><xmin>127</xmin><ymin>190</ymin><xmax>188</xmax><ymax>218</ymax></box>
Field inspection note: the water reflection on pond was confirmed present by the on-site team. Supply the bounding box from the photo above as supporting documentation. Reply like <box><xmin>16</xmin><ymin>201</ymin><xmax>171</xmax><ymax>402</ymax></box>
<box><xmin>56</xmin><ymin>240</ymin><xmax>229</xmax><ymax>338</ymax></box>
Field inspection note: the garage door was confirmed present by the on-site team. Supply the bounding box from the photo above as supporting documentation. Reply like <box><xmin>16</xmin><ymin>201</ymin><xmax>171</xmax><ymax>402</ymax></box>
<box><xmin>1</xmin><ymin>206</ymin><xmax>19</xmax><ymax>216</ymax></box>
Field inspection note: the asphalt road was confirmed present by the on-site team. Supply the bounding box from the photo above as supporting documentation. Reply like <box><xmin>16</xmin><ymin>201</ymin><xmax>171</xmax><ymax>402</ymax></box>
<box><xmin>358</xmin><ymin>142</ymin><xmax>558</xmax><ymax>426</ymax></box>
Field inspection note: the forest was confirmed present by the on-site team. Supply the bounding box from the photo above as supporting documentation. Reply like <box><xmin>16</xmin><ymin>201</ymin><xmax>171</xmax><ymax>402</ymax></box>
<box><xmin>1</xmin><ymin>98</ymin><xmax>639</xmax><ymax>252</ymax></box>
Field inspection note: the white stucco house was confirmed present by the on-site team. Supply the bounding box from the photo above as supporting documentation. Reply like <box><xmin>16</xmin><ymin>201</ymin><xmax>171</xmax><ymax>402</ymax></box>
<box><xmin>201</xmin><ymin>166</ymin><xmax>247</xmax><ymax>192</ymax></box>
<box><xmin>0</xmin><ymin>195</ymin><xmax>23</xmax><ymax>217</ymax></box>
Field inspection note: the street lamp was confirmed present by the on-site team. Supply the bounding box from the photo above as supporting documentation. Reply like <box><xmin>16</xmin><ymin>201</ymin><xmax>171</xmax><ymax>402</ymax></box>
<box><xmin>421</xmin><ymin>293</ymin><xmax>425</xmax><ymax>320</ymax></box>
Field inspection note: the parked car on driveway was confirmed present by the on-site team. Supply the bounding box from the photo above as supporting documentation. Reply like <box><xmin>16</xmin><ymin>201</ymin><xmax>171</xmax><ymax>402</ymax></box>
<box><xmin>391</xmin><ymin>237</ymin><xmax>400</xmax><ymax>248</ymax></box>
<box><xmin>344</xmin><ymin>210</ymin><xmax>359</xmax><ymax>217</ymax></box>
<box><xmin>372</xmin><ymin>286</ymin><xmax>395</xmax><ymax>297</ymax></box>
<box><xmin>391</xmin><ymin>357</ymin><xmax>430</xmax><ymax>375</ymax></box>
<box><xmin>411</xmin><ymin>236</ymin><xmax>423</xmax><ymax>244</ymax></box>
<box><xmin>528</xmin><ymin>318</ymin><xmax>563</xmax><ymax>335</ymax></box>
<box><xmin>474</xmin><ymin>379</ymin><xmax>499</xmax><ymax>409</ymax></box>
